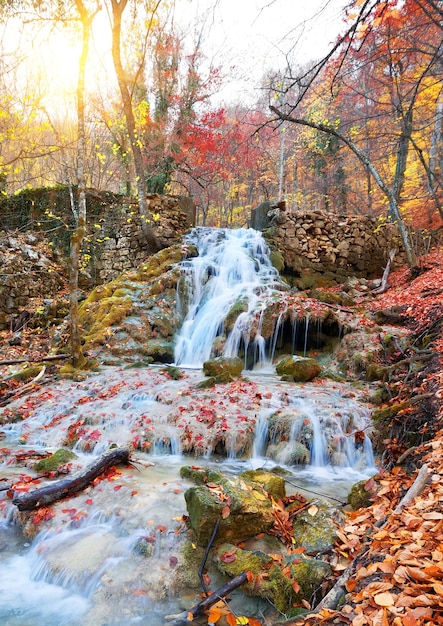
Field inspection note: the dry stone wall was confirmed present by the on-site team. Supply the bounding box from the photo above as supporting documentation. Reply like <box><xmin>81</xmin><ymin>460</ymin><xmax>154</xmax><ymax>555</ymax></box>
<box><xmin>262</xmin><ymin>207</ymin><xmax>407</xmax><ymax>284</ymax></box>
<box><xmin>90</xmin><ymin>194</ymin><xmax>194</xmax><ymax>284</ymax></box>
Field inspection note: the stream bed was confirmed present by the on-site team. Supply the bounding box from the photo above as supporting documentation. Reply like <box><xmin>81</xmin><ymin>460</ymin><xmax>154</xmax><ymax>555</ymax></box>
<box><xmin>0</xmin><ymin>364</ymin><xmax>377</xmax><ymax>625</ymax></box>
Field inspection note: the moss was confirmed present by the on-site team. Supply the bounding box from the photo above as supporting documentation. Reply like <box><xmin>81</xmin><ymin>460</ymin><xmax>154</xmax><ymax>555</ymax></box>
<box><xmin>34</xmin><ymin>448</ymin><xmax>77</xmax><ymax>472</ymax></box>
<box><xmin>10</xmin><ymin>365</ymin><xmax>44</xmax><ymax>382</ymax></box>
<box><xmin>225</xmin><ymin>298</ymin><xmax>249</xmax><ymax>332</ymax></box>
<box><xmin>365</xmin><ymin>364</ymin><xmax>390</xmax><ymax>381</ymax></box>
<box><xmin>180</xmin><ymin>466</ymin><xmax>225</xmax><ymax>485</ymax></box>
<box><xmin>347</xmin><ymin>479</ymin><xmax>377</xmax><ymax>510</ymax></box>
<box><xmin>291</xmin><ymin>501</ymin><xmax>340</xmax><ymax>555</ymax></box>
<box><xmin>180</xmin><ymin>540</ymin><xmax>207</xmax><ymax>588</ymax></box>
<box><xmin>269</xmin><ymin>249</ymin><xmax>285</xmax><ymax>272</ymax></box>
<box><xmin>203</xmin><ymin>357</ymin><xmax>244</xmax><ymax>378</ymax></box>
<box><xmin>240</xmin><ymin>470</ymin><xmax>286</xmax><ymax>500</ymax></box>
<box><xmin>196</xmin><ymin>376</ymin><xmax>217</xmax><ymax>389</ymax></box>
<box><xmin>372</xmin><ymin>402</ymin><xmax>410</xmax><ymax>425</ymax></box>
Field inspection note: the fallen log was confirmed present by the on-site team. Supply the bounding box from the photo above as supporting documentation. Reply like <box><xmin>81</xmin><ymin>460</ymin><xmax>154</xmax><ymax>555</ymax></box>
<box><xmin>165</xmin><ymin>571</ymin><xmax>248</xmax><ymax>624</ymax></box>
<box><xmin>0</xmin><ymin>354</ymin><xmax>71</xmax><ymax>366</ymax></box>
<box><xmin>12</xmin><ymin>447</ymin><xmax>130</xmax><ymax>511</ymax></box>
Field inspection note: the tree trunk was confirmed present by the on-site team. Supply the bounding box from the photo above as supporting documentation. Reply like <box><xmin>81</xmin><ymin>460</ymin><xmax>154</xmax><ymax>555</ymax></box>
<box><xmin>69</xmin><ymin>0</ymin><xmax>95</xmax><ymax>368</ymax></box>
<box><xmin>109</xmin><ymin>0</ymin><xmax>161</xmax><ymax>253</ymax></box>
<box><xmin>12</xmin><ymin>448</ymin><xmax>130</xmax><ymax>511</ymax></box>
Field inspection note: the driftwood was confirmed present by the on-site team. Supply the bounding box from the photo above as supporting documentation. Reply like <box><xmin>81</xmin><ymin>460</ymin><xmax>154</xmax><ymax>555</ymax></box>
<box><xmin>372</xmin><ymin>248</ymin><xmax>397</xmax><ymax>294</ymax></box>
<box><xmin>309</xmin><ymin>464</ymin><xmax>430</xmax><ymax>615</ymax></box>
<box><xmin>0</xmin><ymin>354</ymin><xmax>71</xmax><ymax>366</ymax></box>
<box><xmin>12</xmin><ymin>447</ymin><xmax>130</xmax><ymax>511</ymax></box>
<box><xmin>165</xmin><ymin>571</ymin><xmax>248</xmax><ymax>624</ymax></box>
<box><xmin>0</xmin><ymin>366</ymin><xmax>47</xmax><ymax>407</ymax></box>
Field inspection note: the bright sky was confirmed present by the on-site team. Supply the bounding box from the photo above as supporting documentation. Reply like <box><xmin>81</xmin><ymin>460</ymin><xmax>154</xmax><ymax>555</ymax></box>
<box><xmin>2</xmin><ymin>0</ymin><xmax>348</xmax><ymax>111</ymax></box>
<box><xmin>174</xmin><ymin>0</ymin><xmax>349</xmax><ymax>103</ymax></box>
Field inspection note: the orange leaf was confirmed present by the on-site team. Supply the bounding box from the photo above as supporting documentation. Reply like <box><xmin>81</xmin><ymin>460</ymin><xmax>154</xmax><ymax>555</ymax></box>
<box><xmin>345</xmin><ymin>579</ymin><xmax>357</xmax><ymax>592</ymax></box>
<box><xmin>292</xmin><ymin>580</ymin><xmax>300</xmax><ymax>594</ymax></box>
<box><xmin>402</xmin><ymin>613</ymin><xmax>418</xmax><ymax>626</ymax></box>
<box><xmin>246</xmin><ymin>569</ymin><xmax>254</xmax><ymax>582</ymax></box>
<box><xmin>187</xmin><ymin>612</ymin><xmax>193</xmax><ymax>621</ymax></box>
<box><xmin>226</xmin><ymin>614</ymin><xmax>237</xmax><ymax>626</ymax></box>
<box><xmin>207</xmin><ymin>609</ymin><xmax>223</xmax><ymax>623</ymax></box>
<box><xmin>222</xmin><ymin>505</ymin><xmax>230</xmax><ymax>519</ymax></box>
<box><xmin>248</xmin><ymin>619</ymin><xmax>262</xmax><ymax>626</ymax></box>
<box><xmin>374</xmin><ymin>592</ymin><xmax>395</xmax><ymax>607</ymax></box>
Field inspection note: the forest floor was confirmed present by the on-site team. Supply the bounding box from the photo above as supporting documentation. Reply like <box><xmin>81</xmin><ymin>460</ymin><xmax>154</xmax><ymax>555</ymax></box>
<box><xmin>0</xmin><ymin>246</ymin><xmax>442</xmax><ymax>626</ymax></box>
<box><xmin>295</xmin><ymin>247</ymin><xmax>443</xmax><ymax>626</ymax></box>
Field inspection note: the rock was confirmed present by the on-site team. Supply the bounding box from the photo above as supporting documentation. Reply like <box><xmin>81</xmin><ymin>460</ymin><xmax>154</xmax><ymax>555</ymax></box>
<box><xmin>184</xmin><ymin>476</ymin><xmax>274</xmax><ymax>545</ymax></box>
<box><xmin>239</xmin><ymin>470</ymin><xmax>286</xmax><ymax>500</ymax></box>
<box><xmin>213</xmin><ymin>542</ymin><xmax>332</xmax><ymax>614</ymax></box>
<box><xmin>202</xmin><ymin>356</ymin><xmax>244</xmax><ymax>379</ymax></box>
<box><xmin>347</xmin><ymin>479</ymin><xmax>377</xmax><ymax>510</ymax></box>
<box><xmin>275</xmin><ymin>356</ymin><xmax>321</xmax><ymax>382</ymax></box>
<box><xmin>33</xmin><ymin>449</ymin><xmax>78</xmax><ymax>473</ymax></box>
<box><xmin>291</xmin><ymin>500</ymin><xmax>343</xmax><ymax>555</ymax></box>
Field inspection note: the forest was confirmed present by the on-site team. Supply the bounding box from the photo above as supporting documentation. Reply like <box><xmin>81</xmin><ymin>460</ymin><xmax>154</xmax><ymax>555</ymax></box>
<box><xmin>0</xmin><ymin>1</ymin><xmax>442</xmax><ymax>626</ymax></box>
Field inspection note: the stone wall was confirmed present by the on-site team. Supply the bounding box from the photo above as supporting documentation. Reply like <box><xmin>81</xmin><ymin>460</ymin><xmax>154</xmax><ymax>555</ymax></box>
<box><xmin>262</xmin><ymin>207</ymin><xmax>409</xmax><ymax>284</ymax></box>
<box><xmin>89</xmin><ymin>194</ymin><xmax>194</xmax><ymax>284</ymax></box>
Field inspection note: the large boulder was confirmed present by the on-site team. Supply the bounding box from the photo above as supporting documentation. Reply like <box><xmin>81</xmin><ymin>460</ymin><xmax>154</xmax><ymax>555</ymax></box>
<box><xmin>213</xmin><ymin>542</ymin><xmax>331</xmax><ymax>614</ymax></box>
<box><xmin>183</xmin><ymin>474</ymin><xmax>276</xmax><ymax>545</ymax></box>
<box><xmin>202</xmin><ymin>356</ymin><xmax>244</xmax><ymax>380</ymax></box>
<box><xmin>275</xmin><ymin>356</ymin><xmax>321</xmax><ymax>382</ymax></box>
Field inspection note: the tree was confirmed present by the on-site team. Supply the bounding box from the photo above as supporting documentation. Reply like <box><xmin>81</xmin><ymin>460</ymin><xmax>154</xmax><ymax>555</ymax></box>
<box><xmin>108</xmin><ymin>0</ymin><xmax>161</xmax><ymax>252</ymax></box>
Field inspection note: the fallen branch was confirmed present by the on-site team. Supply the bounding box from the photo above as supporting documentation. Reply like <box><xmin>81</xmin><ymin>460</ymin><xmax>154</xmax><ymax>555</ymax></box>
<box><xmin>310</xmin><ymin>464</ymin><xmax>430</xmax><ymax>615</ymax></box>
<box><xmin>12</xmin><ymin>447</ymin><xmax>130</xmax><ymax>511</ymax></box>
<box><xmin>0</xmin><ymin>366</ymin><xmax>46</xmax><ymax>407</ymax></box>
<box><xmin>0</xmin><ymin>354</ymin><xmax>71</xmax><ymax>366</ymax></box>
<box><xmin>165</xmin><ymin>571</ymin><xmax>248</xmax><ymax>624</ymax></box>
<box><xmin>372</xmin><ymin>248</ymin><xmax>397</xmax><ymax>294</ymax></box>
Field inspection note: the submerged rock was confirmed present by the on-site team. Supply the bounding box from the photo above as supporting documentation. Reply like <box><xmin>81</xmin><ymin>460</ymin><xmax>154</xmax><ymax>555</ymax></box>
<box><xmin>275</xmin><ymin>356</ymin><xmax>322</xmax><ymax>382</ymax></box>
<box><xmin>202</xmin><ymin>356</ymin><xmax>244</xmax><ymax>379</ymax></box>
<box><xmin>33</xmin><ymin>449</ymin><xmax>78</xmax><ymax>473</ymax></box>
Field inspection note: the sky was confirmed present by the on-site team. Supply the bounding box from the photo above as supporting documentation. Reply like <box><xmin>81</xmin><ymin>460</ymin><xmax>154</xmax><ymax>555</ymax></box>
<box><xmin>174</xmin><ymin>0</ymin><xmax>349</xmax><ymax>103</ymax></box>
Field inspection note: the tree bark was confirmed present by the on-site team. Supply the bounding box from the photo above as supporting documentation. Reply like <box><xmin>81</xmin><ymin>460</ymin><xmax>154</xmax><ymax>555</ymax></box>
<box><xmin>12</xmin><ymin>447</ymin><xmax>130</xmax><ymax>511</ymax></box>
<box><xmin>109</xmin><ymin>0</ymin><xmax>161</xmax><ymax>253</ymax></box>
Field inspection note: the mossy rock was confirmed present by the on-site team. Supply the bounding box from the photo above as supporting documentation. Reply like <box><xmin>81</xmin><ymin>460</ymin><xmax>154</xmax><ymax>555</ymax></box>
<box><xmin>269</xmin><ymin>249</ymin><xmax>285</xmax><ymax>272</ymax></box>
<box><xmin>213</xmin><ymin>543</ymin><xmax>331</xmax><ymax>613</ymax></box>
<box><xmin>195</xmin><ymin>376</ymin><xmax>217</xmax><ymax>389</ymax></box>
<box><xmin>224</xmin><ymin>298</ymin><xmax>249</xmax><ymax>332</ymax></box>
<box><xmin>365</xmin><ymin>363</ymin><xmax>390</xmax><ymax>381</ymax></box>
<box><xmin>275</xmin><ymin>356</ymin><xmax>321</xmax><ymax>382</ymax></box>
<box><xmin>203</xmin><ymin>357</ymin><xmax>244</xmax><ymax>379</ymax></box>
<box><xmin>240</xmin><ymin>470</ymin><xmax>286</xmax><ymax>500</ymax></box>
<box><xmin>180</xmin><ymin>466</ymin><xmax>225</xmax><ymax>486</ymax></box>
<box><xmin>291</xmin><ymin>501</ymin><xmax>342</xmax><ymax>555</ymax></box>
<box><xmin>184</xmin><ymin>476</ymin><xmax>274</xmax><ymax>545</ymax></box>
<box><xmin>143</xmin><ymin>340</ymin><xmax>174</xmax><ymax>363</ymax></box>
<box><xmin>33</xmin><ymin>448</ymin><xmax>78</xmax><ymax>473</ymax></box>
<box><xmin>372</xmin><ymin>402</ymin><xmax>410</xmax><ymax>425</ymax></box>
<box><xmin>347</xmin><ymin>479</ymin><xmax>377</xmax><ymax>510</ymax></box>
<box><xmin>10</xmin><ymin>365</ymin><xmax>44</xmax><ymax>382</ymax></box>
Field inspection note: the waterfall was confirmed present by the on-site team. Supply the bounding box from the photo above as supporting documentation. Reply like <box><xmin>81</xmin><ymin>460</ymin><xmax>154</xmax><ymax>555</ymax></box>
<box><xmin>174</xmin><ymin>227</ymin><xmax>286</xmax><ymax>368</ymax></box>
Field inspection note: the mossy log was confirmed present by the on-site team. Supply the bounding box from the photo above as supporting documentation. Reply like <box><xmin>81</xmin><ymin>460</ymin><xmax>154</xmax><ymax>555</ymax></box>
<box><xmin>12</xmin><ymin>447</ymin><xmax>130</xmax><ymax>511</ymax></box>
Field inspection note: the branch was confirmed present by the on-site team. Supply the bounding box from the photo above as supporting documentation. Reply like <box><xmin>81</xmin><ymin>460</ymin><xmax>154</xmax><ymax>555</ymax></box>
<box><xmin>165</xmin><ymin>571</ymin><xmax>248</xmax><ymax>624</ymax></box>
<box><xmin>12</xmin><ymin>447</ymin><xmax>130</xmax><ymax>511</ymax></box>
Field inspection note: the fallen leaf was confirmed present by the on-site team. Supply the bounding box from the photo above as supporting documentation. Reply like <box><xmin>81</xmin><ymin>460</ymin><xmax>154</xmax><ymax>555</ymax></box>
<box><xmin>307</xmin><ymin>505</ymin><xmax>318</xmax><ymax>516</ymax></box>
<box><xmin>374</xmin><ymin>592</ymin><xmax>395</xmax><ymax>607</ymax></box>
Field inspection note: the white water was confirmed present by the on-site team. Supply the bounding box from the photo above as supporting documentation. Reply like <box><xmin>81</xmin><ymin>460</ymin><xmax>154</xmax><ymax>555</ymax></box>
<box><xmin>174</xmin><ymin>227</ymin><xmax>286</xmax><ymax>367</ymax></box>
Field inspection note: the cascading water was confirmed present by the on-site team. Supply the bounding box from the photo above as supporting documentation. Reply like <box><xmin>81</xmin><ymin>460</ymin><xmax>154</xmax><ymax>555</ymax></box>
<box><xmin>0</xmin><ymin>226</ymin><xmax>378</xmax><ymax>625</ymax></box>
<box><xmin>174</xmin><ymin>227</ymin><xmax>287</xmax><ymax>368</ymax></box>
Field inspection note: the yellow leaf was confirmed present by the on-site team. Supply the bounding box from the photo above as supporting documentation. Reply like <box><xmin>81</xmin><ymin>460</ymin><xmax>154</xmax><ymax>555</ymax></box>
<box><xmin>236</xmin><ymin>618</ymin><xmax>249</xmax><ymax>625</ymax></box>
<box><xmin>252</xmin><ymin>490</ymin><xmax>267</xmax><ymax>501</ymax></box>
